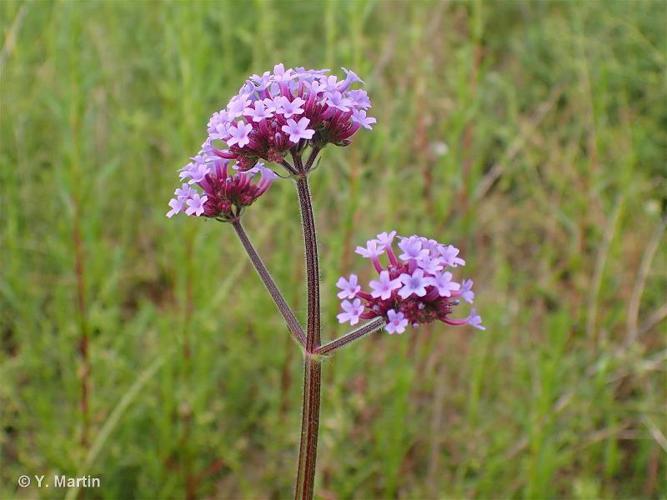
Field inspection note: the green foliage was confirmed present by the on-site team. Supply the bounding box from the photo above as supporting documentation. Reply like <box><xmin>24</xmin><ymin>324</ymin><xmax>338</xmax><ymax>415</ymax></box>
<box><xmin>1</xmin><ymin>0</ymin><xmax>665</xmax><ymax>498</ymax></box>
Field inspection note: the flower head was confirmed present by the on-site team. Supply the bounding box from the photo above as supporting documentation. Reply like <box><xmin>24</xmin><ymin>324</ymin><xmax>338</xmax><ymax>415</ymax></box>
<box><xmin>171</xmin><ymin>65</ymin><xmax>374</xmax><ymax>177</ymax></box>
<box><xmin>167</xmin><ymin>160</ymin><xmax>276</xmax><ymax>221</ymax></box>
<box><xmin>335</xmin><ymin>232</ymin><xmax>482</xmax><ymax>334</ymax></box>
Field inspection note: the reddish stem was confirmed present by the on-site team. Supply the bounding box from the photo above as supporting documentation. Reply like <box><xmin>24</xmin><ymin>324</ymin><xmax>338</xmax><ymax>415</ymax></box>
<box><xmin>294</xmin><ymin>173</ymin><xmax>322</xmax><ymax>500</ymax></box>
<box><xmin>316</xmin><ymin>318</ymin><xmax>385</xmax><ymax>356</ymax></box>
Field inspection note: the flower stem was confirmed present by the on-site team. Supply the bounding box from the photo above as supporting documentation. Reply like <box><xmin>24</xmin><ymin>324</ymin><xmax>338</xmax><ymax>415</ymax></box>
<box><xmin>296</xmin><ymin>177</ymin><xmax>321</xmax><ymax>352</ymax></box>
<box><xmin>294</xmin><ymin>355</ymin><xmax>321</xmax><ymax>499</ymax></box>
<box><xmin>232</xmin><ymin>219</ymin><xmax>306</xmax><ymax>347</ymax></box>
<box><xmin>316</xmin><ymin>318</ymin><xmax>386</xmax><ymax>356</ymax></box>
<box><xmin>295</xmin><ymin>175</ymin><xmax>322</xmax><ymax>500</ymax></box>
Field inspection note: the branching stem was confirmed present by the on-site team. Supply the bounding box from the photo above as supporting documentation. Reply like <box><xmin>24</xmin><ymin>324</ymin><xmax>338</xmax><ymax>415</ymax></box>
<box><xmin>316</xmin><ymin>318</ymin><xmax>386</xmax><ymax>356</ymax></box>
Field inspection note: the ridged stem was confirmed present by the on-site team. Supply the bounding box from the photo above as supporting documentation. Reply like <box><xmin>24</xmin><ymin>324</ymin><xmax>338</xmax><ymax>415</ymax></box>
<box><xmin>294</xmin><ymin>175</ymin><xmax>322</xmax><ymax>500</ymax></box>
<box><xmin>296</xmin><ymin>177</ymin><xmax>321</xmax><ymax>352</ymax></box>
<box><xmin>316</xmin><ymin>318</ymin><xmax>386</xmax><ymax>356</ymax></box>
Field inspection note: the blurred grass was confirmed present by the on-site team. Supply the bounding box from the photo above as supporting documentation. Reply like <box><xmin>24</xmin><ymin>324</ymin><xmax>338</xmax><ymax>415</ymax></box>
<box><xmin>1</xmin><ymin>0</ymin><xmax>666</xmax><ymax>498</ymax></box>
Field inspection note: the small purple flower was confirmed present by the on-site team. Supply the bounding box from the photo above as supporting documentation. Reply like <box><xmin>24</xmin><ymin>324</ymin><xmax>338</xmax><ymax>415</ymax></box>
<box><xmin>166</xmin><ymin>197</ymin><xmax>184</xmax><ymax>218</ymax></box>
<box><xmin>227</xmin><ymin>95</ymin><xmax>250</xmax><ymax>119</ymax></box>
<box><xmin>369</xmin><ymin>270</ymin><xmax>402</xmax><ymax>300</ymax></box>
<box><xmin>175</xmin><ymin>183</ymin><xmax>195</xmax><ymax>200</ymax></box>
<box><xmin>351</xmin><ymin>109</ymin><xmax>376</xmax><ymax>130</ymax></box>
<box><xmin>355</xmin><ymin>240</ymin><xmax>384</xmax><ymax>259</ymax></box>
<box><xmin>441</xmin><ymin>244</ymin><xmax>466</xmax><ymax>267</ymax></box>
<box><xmin>281</xmin><ymin>117</ymin><xmax>315</xmax><ymax>143</ymax></box>
<box><xmin>185</xmin><ymin>193</ymin><xmax>207</xmax><ymax>216</ymax></box>
<box><xmin>208</xmin><ymin>110</ymin><xmax>231</xmax><ymax>139</ymax></box>
<box><xmin>179</xmin><ymin>159</ymin><xmax>210</xmax><ymax>184</ymax></box>
<box><xmin>272</xmin><ymin>63</ymin><xmax>295</xmax><ymax>83</ymax></box>
<box><xmin>337</xmin><ymin>298</ymin><xmax>364</xmax><ymax>326</ymax></box>
<box><xmin>467</xmin><ymin>308</ymin><xmax>485</xmax><ymax>330</ymax></box>
<box><xmin>430</xmin><ymin>271</ymin><xmax>461</xmax><ymax>297</ymax></box>
<box><xmin>348</xmin><ymin>89</ymin><xmax>371</xmax><ymax>109</ymax></box>
<box><xmin>227</xmin><ymin>122</ymin><xmax>253</xmax><ymax>148</ymax></box>
<box><xmin>326</xmin><ymin>91</ymin><xmax>352</xmax><ymax>112</ymax></box>
<box><xmin>246</xmin><ymin>100</ymin><xmax>274</xmax><ymax>122</ymax></box>
<box><xmin>385</xmin><ymin>309</ymin><xmax>408</xmax><ymax>334</ymax></box>
<box><xmin>277</xmin><ymin>96</ymin><xmax>305</xmax><ymax>118</ymax></box>
<box><xmin>336</xmin><ymin>274</ymin><xmax>361</xmax><ymax>299</ymax></box>
<box><xmin>338</xmin><ymin>67</ymin><xmax>364</xmax><ymax>92</ymax></box>
<box><xmin>416</xmin><ymin>254</ymin><xmax>444</xmax><ymax>275</ymax></box>
<box><xmin>322</xmin><ymin>75</ymin><xmax>339</xmax><ymax>93</ymax></box>
<box><xmin>461</xmin><ymin>279</ymin><xmax>475</xmax><ymax>303</ymax></box>
<box><xmin>249</xmin><ymin>71</ymin><xmax>272</xmax><ymax>91</ymax></box>
<box><xmin>398</xmin><ymin>236</ymin><xmax>428</xmax><ymax>262</ymax></box>
<box><xmin>375</xmin><ymin>231</ymin><xmax>397</xmax><ymax>249</ymax></box>
<box><xmin>398</xmin><ymin>269</ymin><xmax>432</xmax><ymax>299</ymax></box>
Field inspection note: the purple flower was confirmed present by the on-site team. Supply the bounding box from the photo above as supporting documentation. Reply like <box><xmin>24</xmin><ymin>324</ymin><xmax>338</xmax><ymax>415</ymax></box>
<box><xmin>385</xmin><ymin>309</ymin><xmax>408</xmax><ymax>334</ymax></box>
<box><xmin>227</xmin><ymin>122</ymin><xmax>253</xmax><ymax>148</ymax></box>
<box><xmin>375</xmin><ymin>231</ymin><xmax>397</xmax><ymax>249</ymax></box>
<box><xmin>440</xmin><ymin>245</ymin><xmax>466</xmax><ymax>267</ymax></box>
<box><xmin>272</xmin><ymin>63</ymin><xmax>295</xmax><ymax>83</ymax></box>
<box><xmin>337</xmin><ymin>298</ymin><xmax>363</xmax><ymax>326</ymax></box>
<box><xmin>369</xmin><ymin>270</ymin><xmax>402</xmax><ymax>300</ymax></box>
<box><xmin>430</xmin><ymin>271</ymin><xmax>461</xmax><ymax>297</ymax></box>
<box><xmin>227</xmin><ymin>95</ymin><xmax>250</xmax><ymax>119</ymax></box>
<box><xmin>351</xmin><ymin>109</ymin><xmax>376</xmax><ymax>130</ymax></box>
<box><xmin>338</xmin><ymin>67</ymin><xmax>364</xmax><ymax>91</ymax></box>
<box><xmin>281</xmin><ymin>117</ymin><xmax>315</xmax><ymax>143</ymax></box>
<box><xmin>461</xmin><ymin>279</ymin><xmax>475</xmax><ymax>303</ymax></box>
<box><xmin>166</xmin><ymin>197</ymin><xmax>184</xmax><ymax>218</ymax></box>
<box><xmin>348</xmin><ymin>89</ymin><xmax>371</xmax><ymax>109</ymax></box>
<box><xmin>207</xmin><ymin>110</ymin><xmax>231</xmax><ymax>139</ymax></box>
<box><xmin>246</xmin><ymin>100</ymin><xmax>274</xmax><ymax>122</ymax></box>
<box><xmin>277</xmin><ymin>96</ymin><xmax>305</xmax><ymax>118</ymax></box>
<box><xmin>249</xmin><ymin>71</ymin><xmax>272</xmax><ymax>91</ymax></box>
<box><xmin>179</xmin><ymin>159</ymin><xmax>210</xmax><ymax>184</ymax></box>
<box><xmin>335</xmin><ymin>231</ymin><xmax>481</xmax><ymax>335</ymax></box>
<box><xmin>398</xmin><ymin>236</ymin><xmax>428</xmax><ymax>262</ymax></box>
<box><xmin>336</xmin><ymin>274</ymin><xmax>361</xmax><ymax>299</ymax></box>
<box><xmin>175</xmin><ymin>183</ymin><xmax>195</xmax><ymax>200</ymax></box>
<box><xmin>398</xmin><ymin>269</ymin><xmax>432</xmax><ymax>298</ymax></box>
<box><xmin>355</xmin><ymin>240</ymin><xmax>384</xmax><ymax>259</ymax></box>
<box><xmin>467</xmin><ymin>308</ymin><xmax>485</xmax><ymax>330</ymax></box>
<box><xmin>416</xmin><ymin>254</ymin><xmax>443</xmax><ymax>274</ymax></box>
<box><xmin>185</xmin><ymin>193</ymin><xmax>207</xmax><ymax>216</ymax></box>
<box><xmin>326</xmin><ymin>91</ymin><xmax>352</xmax><ymax>112</ymax></box>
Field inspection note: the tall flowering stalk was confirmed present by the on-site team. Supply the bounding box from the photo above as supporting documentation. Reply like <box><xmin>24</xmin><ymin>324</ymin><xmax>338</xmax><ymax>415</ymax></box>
<box><xmin>166</xmin><ymin>64</ymin><xmax>482</xmax><ymax>499</ymax></box>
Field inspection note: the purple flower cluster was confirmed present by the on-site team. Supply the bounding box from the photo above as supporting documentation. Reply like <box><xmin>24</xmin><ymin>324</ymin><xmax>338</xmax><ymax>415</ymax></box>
<box><xmin>167</xmin><ymin>160</ymin><xmax>276</xmax><ymax>221</ymax></box>
<box><xmin>188</xmin><ymin>64</ymin><xmax>374</xmax><ymax>173</ymax></box>
<box><xmin>336</xmin><ymin>232</ymin><xmax>484</xmax><ymax>334</ymax></box>
<box><xmin>167</xmin><ymin>64</ymin><xmax>374</xmax><ymax>219</ymax></box>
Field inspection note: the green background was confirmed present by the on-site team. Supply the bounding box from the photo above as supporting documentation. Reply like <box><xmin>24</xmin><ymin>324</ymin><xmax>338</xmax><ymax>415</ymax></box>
<box><xmin>1</xmin><ymin>0</ymin><xmax>665</xmax><ymax>498</ymax></box>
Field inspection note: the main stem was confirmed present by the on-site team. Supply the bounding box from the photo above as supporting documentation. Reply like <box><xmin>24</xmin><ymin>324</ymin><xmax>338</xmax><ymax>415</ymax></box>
<box><xmin>295</xmin><ymin>176</ymin><xmax>321</xmax><ymax>500</ymax></box>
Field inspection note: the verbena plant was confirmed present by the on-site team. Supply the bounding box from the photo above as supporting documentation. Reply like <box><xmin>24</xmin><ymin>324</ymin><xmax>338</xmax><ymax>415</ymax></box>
<box><xmin>166</xmin><ymin>64</ymin><xmax>484</xmax><ymax>499</ymax></box>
